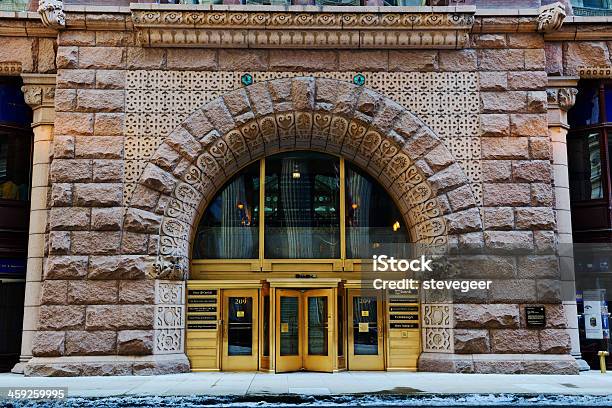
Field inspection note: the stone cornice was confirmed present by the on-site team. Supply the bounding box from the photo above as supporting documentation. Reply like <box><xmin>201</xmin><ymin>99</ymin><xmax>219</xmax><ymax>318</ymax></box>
<box><xmin>131</xmin><ymin>6</ymin><xmax>475</xmax><ymax>49</ymax></box>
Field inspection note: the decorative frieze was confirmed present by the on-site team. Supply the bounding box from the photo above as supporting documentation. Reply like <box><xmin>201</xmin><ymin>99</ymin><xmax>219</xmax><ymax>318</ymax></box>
<box><xmin>153</xmin><ymin>280</ymin><xmax>185</xmax><ymax>355</ymax></box>
<box><xmin>578</xmin><ymin>66</ymin><xmax>612</xmax><ymax>79</ymax></box>
<box><xmin>422</xmin><ymin>303</ymin><xmax>454</xmax><ymax>353</ymax></box>
<box><xmin>131</xmin><ymin>7</ymin><xmax>475</xmax><ymax>49</ymax></box>
<box><xmin>0</xmin><ymin>62</ymin><xmax>22</xmax><ymax>76</ymax></box>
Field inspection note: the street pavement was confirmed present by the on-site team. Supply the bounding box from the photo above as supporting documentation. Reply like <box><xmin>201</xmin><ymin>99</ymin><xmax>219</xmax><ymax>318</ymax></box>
<box><xmin>1</xmin><ymin>370</ymin><xmax>612</xmax><ymax>398</ymax></box>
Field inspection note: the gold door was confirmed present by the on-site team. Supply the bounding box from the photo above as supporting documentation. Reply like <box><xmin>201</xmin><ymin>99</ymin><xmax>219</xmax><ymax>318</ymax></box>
<box><xmin>222</xmin><ymin>289</ymin><xmax>259</xmax><ymax>371</ymax></box>
<box><xmin>348</xmin><ymin>290</ymin><xmax>384</xmax><ymax>371</ymax></box>
<box><xmin>275</xmin><ymin>289</ymin><xmax>302</xmax><ymax>373</ymax></box>
<box><xmin>303</xmin><ymin>289</ymin><xmax>334</xmax><ymax>372</ymax></box>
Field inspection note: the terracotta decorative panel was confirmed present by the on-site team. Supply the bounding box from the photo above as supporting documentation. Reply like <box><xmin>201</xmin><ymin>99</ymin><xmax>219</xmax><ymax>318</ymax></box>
<box><xmin>124</xmin><ymin>70</ymin><xmax>481</xmax><ymax>205</ymax></box>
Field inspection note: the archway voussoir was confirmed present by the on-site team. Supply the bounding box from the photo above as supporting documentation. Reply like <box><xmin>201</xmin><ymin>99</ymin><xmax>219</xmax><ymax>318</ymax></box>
<box><xmin>140</xmin><ymin>163</ymin><xmax>179</xmax><ymax>196</ymax></box>
<box><xmin>291</xmin><ymin>77</ymin><xmax>315</xmax><ymax>111</ymax></box>
<box><xmin>150</xmin><ymin>142</ymin><xmax>182</xmax><ymax>173</ymax></box>
<box><xmin>267</xmin><ymin>77</ymin><xmax>293</xmax><ymax>112</ymax></box>
<box><xmin>222</xmin><ymin>87</ymin><xmax>251</xmax><ymax>117</ymax></box>
<box><xmin>444</xmin><ymin>208</ymin><xmax>484</xmax><ymax>235</ymax></box>
<box><xmin>393</xmin><ymin>111</ymin><xmax>423</xmax><ymax>141</ymax></box>
<box><xmin>402</xmin><ymin>126</ymin><xmax>441</xmax><ymax>162</ymax></box>
<box><xmin>371</xmin><ymin>98</ymin><xmax>405</xmax><ymax>134</ymax></box>
<box><xmin>202</xmin><ymin>99</ymin><xmax>235</xmax><ymax>136</ymax></box>
<box><xmin>428</xmin><ymin>163</ymin><xmax>469</xmax><ymax>195</ymax></box>
<box><xmin>166</xmin><ymin>125</ymin><xmax>201</xmax><ymax>162</ymax></box>
<box><xmin>182</xmin><ymin>108</ymin><xmax>215</xmax><ymax>141</ymax></box>
<box><xmin>355</xmin><ymin>88</ymin><xmax>382</xmax><ymax>123</ymax></box>
<box><xmin>124</xmin><ymin>208</ymin><xmax>162</xmax><ymax>235</ymax></box>
<box><xmin>245</xmin><ymin>82</ymin><xmax>274</xmax><ymax>117</ymax></box>
<box><xmin>423</xmin><ymin>143</ymin><xmax>456</xmax><ymax>172</ymax></box>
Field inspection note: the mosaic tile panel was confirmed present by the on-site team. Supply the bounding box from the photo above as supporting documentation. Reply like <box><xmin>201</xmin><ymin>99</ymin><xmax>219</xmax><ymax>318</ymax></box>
<box><xmin>124</xmin><ymin>70</ymin><xmax>481</xmax><ymax>205</ymax></box>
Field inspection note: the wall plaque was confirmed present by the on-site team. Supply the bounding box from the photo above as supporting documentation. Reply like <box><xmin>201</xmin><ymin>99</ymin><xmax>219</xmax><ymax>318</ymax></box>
<box><xmin>188</xmin><ymin>323</ymin><xmax>216</xmax><ymax>330</ymax></box>
<box><xmin>390</xmin><ymin>314</ymin><xmax>419</xmax><ymax>321</ymax></box>
<box><xmin>188</xmin><ymin>315</ymin><xmax>216</xmax><ymax>321</ymax></box>
<box><xmin>188</xmin><ymin>289</ymin><xmax>217</xmax><ymax>296</ymax></box>
<box><xmin>390</xmin><ymin>306</ymin><xmax>419</xmax><ymax>312</ymax></box>
<box><xmin>525</xmin><ymin>306</ymin><xmax>546</xmax><ymax>327</ymax></box>
<box><xmin>189</xmin><ymin>298</ymin><xmax>216</xmax><ymax>304</ymax></box>
<box><xmin>188</xmin><ymin>306</ymin><xmax>216</xmax><ymax>313</ymax></box>
<box><xmin>390</xmin><ymin>323</ymin><xmax>419</xmax><ymax>329</ymax></box>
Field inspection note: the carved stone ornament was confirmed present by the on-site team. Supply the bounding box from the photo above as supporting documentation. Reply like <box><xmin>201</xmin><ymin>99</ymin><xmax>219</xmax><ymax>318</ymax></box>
<box><xmin>536</xmin><ymin>2</ymin><xmax>566</xmax><ymax>33</ymax></box>
<box><xmin>131</xmin><ymin>6</ymin><xmax>475</xmax><ymax>49</ymax></box>
<box><xmin>152</xmin><ymin>255</ymin><xmax>188</xmax><ymax>280</ymax></box>
<box><xmin>0</xmin><ymin>62</ymin><xmax>22</xmax><ymax>76</ymax></box>
<box><xmin>579</xmin><ymin>66</ymin><xmax>612</xmax><ymax>79</ymax></box>
<box><xmin>21</xmin><ymin>85</ymin><xmax>55</xmax><ymax>110</ymax></box>
<box><xmin>38</xmin><ymin>0</ymin><xmax>66</xmax><ymax>29</ymax></box>
<box><xmin>547</xmin><ymin>87</ymin><xmax>578</xmax><ymax>111</ymax></box>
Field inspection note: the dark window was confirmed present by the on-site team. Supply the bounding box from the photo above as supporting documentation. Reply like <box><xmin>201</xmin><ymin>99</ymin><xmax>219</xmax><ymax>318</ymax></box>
<box><xmin>569</xmin><ymin>82</ymin><xmax>600</xmax><ymax>128</ymax></box>
<box><xmin>568</xmin><ymin>132</ymin><xmax>604</xmax><ymax>201</ymax></box>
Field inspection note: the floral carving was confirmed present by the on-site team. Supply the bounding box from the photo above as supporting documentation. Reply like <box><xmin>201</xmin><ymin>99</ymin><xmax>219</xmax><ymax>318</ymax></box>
<box><xmin>537</xmin><ymin>2</ymin><xmax>566</xmax><ymax>33</ymax></box>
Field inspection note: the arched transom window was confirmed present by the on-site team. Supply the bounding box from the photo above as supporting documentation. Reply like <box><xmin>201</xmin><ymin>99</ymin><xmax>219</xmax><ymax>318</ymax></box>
<box><xmin>193</xmin><ymin>152</ymin><xmax>409</xmax><ymax>261</ymax></box>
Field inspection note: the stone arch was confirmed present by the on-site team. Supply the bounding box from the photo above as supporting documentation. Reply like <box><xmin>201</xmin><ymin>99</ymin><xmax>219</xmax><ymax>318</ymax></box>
<box><xmin>124</xmin><ymin>77</ymin><xmax>482</xmax><ymax>279</ymax></box>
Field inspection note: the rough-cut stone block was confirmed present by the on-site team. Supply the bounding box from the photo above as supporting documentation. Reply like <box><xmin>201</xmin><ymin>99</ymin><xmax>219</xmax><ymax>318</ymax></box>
<box><xmin>507</xmin><ymin>71</ymin><xmax>547</xmax><ymax>90</ymax></box>
<box><xmin>515</xmin><ymin>208</ymin><xmax>555</xmax><ymax>230</ymax></box>
<box><xmin>339</xmin><ymin>50</ymin><xmax>388</xmax><ymax>71</ymax></box>
<box><xmin>86</xmin><ymin>305</ymin><xmax>155</xmax><ymax>330</ymax></box>
<box><xmin>447</xmin><ymin>185</ymin><xmax>476</xmax><ymax>212</ymax></box>
<box><xmin>55</xmin><ymin>112</ymin><xmax>94</xmax><ymax>136</ymax></box>
<box><xmin>96</xmin><ymin>70</ymin><xmax>126</xmax><ymax>89</ymax></box>
<box><xmin>455</xmin><ymin>304</ymin><xmax>520</xmax><ymax>329</ymax></box>
<box><xmin>124</xmin><ymin>208</ymin><xmax>161</xmax><ymax>234</ymax></box>
<box><xmin>428</xmin><ymin>163</ymin><xmax>465</xmax><ymax>194</ymax></box>
<box><xmin>203</xmin><ymin>99</ymin><xmax>235</xmax><ymax>135</ymax></box>
<box><xmin>93</xmin><ymin>160</ymin><xmax>123</xmax><ymax>183</ymax></box>
<box><xmin>50</xmin><ymin>184</ymin><xmax>73</xmax><ymax>207</ymax></box>
<box><xmin>118</xmin><ymin>280</ymin><xmax>155</xmax><ymax>304</ymax></box>
<box><xmin>45</xmin><ymin>256</ymin><xmax>88</xmax><ymax>280</ymax></box>
<box><xmin>483</xmin><ymin>183</ymin><xmax>530</xmax><ymax>206</ymax></box>
<box><xmin>129</xmin><ymin>185</ymin><xmax>160</xmax><ymax>211</ymax></box>
<box><xmin>41</xmin><ymin>280</ymin><xmax>68</xmax><ymax>305</ymax></box>
<box><xmin>59</xmin><ymin>30</ymin><xmax>95</xmax><ymax>46</ymax></box>
<box><xmin>76</xmin><ymin>90</ymin><xmax>124</xmax><ymax>113</ymax></box>
<box><xmin>94</xmin><ymin>113</ymin><xmax>124</xmax><ymax>136</ymax></box>
<box><xmin>32</xmin><ymin>331</ymin><xmax>65</xmax><ymax>357</ymax></box>
<box><xmin>481</xmin><ymin>92</ymin><xmax>526</xmax><ymax>113</ymax></box>
<box><xmin>96</xmin><ymin>31</ymin><xmax>133</xmax><ymax>47</ymax></box>
<box><xmin>55</xmin><ymin>89</ymin><xmax>77</xmax><ymax>112</ymax></box>
<box><xmin>71</xmin><ymin>231</ymin><xmax>121</xmax><ymax>255</ymax></box>
<box><xmin>79</xmin><ymin>47</ymin><xmax>124</xmax><ymax>69</ymax></box>
<box><xmin>507</xmin><ymin>33</ymin><xmax>544</xmax><ymax>49</ymax></box>
<box><xmin>140</xmin><ymin>164</ymin><xmax>177</xmax><ymax>195</ymax></box>
<box><xmin>65</xmin><ymin>331</ymin><xmax>117</xmax><ymax>355</ymax></box>
<box><xmin>439</xmin><ymin>50</ymin><xmax>477</xmax><ymax>71</ymax></box>
<box><xmin>389</xmin><ymin>50</ymin><xmax>438</xmax><ymax>71</ymax></box>
<box><xmin>74</xmin><ymin>184</ymin><xmax>123</xmax><ymax>207</ymax></box>
<box><xmin>51</xmin><ymin>159</ymin><xmax>92</xmax><ymax>183</ymax></box>
<box><xmin>525</xmin><ymin>48</ymin><xmax>546</xmax><ymax>70</ymax></box>
<box><xmin>88</xmin><ymin>255</ymin><xmax>151</xmax><ymax>280</ymax></box>
<box><xmin>510</xmin><ymin>114</ymin><xmax>547</xmax><ymax>137</ymax></box>
<box><xmin>49</xmin><ymin>231</ymin><xmax>71</xmax><ymax>255</ymax></box>
<box><xmin>219</xmin><ymin>49</ymin><xmax>267</xmax><ymax>71</ymax></box>
<box><xmin>91</xmin><ymin>207</ymin><xmax>123</xmax><ymax>231</ymax></box>
<box><xmin>545</xmin><ymin>42</ymin><xmax>563</xmax><ymax>75</ymax></box>
<box><xmin>67</xmin><ymin>281</ymin><xmax>118</xmax><ymax>305</ymax></box>
<box><xmin>121</xmin><ymin>232</ymin><xmax>149</xmax><ymax>254</ymax></box>
<box><xmin>167</xmin><ymin>49</ymin><xmax>216</xmax><ymax>70</ymax></box>
<box><xmin>482</xmin><ymin>160</ymin><xmax>511</xmax><ymax>183</ymax></box>
<box><xmin>480</xmin><ymin>114</ymin><xmax>509</xmax><ymax>137</ymax></box>
<box><xmin>491</xmin><ymin>329</ymin><xmax>539</xmax><ymax>353</ymax></box>
<box><xmin>478</xmin><ymin>49</ymin><xmax>524</xmax><ymax>71</ymax></box>
<box><xmin>529</xmin><ymin>137</ymin><xmax>552</xmax><ymax>160</ymax></box>
<box><xmin>537</xmin><ymin>279</ymin><xmax>561</xmax><ymax>303</ymax></box>
<box><xmin>165</xmin><ymin>127</ymin><xmax>201</xmax><ymax>162</ymax></box>
<box><xmin>517</xmin><ymin>255</ymin><xmax>559</xmax><ymax>279</ymax></box>
<box><xmin>75</xmin><ymin>136</ymin><xmax>123</xmax><ymax>159</ymax></box>
<box><xmin>445</xmin><ymin>208</ymin><xmax>482</xmax><ymax>234</ymax></box>
<box><xmin>483</xmin><ymin>207</ymin><xmax>514</xmax><ymax>230</ymax></box>
<box><xmin>479</xmin><ymin>71</ymin><xmax>507</xmax><ymax>91</ymax></box>
<box><xmin>126</xmin><ymin>47</ymin><xmax>164</xmax><ymax>69</ymax></box>
<box><xmin>484</xmin><ymin>229</ymin><xmax>534</xmax><ymax>251</ymax></box>
<box><xmin>53</xmin><ymin>135</ymin><xmax>75</xmax><ymax>159</ymax></box>
<box><xmin>539</xmin><ymin>329</ymin><xmax>571</xmax><ymax>354</ymax></box>
<box><xmin>291</xmin><ymin>77</ymin><xmax>315</xmax><ymax>111</ymax></box>
<box><xmin>454</xmin><ymin>329</ymin><xmax>490</xmax><ymax>354</ymax></box>
<box><xmin>39</xmin><ymin>306</ymin><xmax>85</xmax><ymax>330</ymax></box>
<box><xmin>489</xmin><ymin>279</ymin><xmax>537</xmax><ymax>303</ymax></box>
<box><xmin>49</xmin><ymin>207</ymin><xmax>90</xmax><ymax>231</ymax></box>
<box><xmin>482</xmin><ymin>137</ymin><xmax>529</xmax><ymax>159</ymax></box>
<box><xmin>57</xmin><ymin>46</ymin><xmax>78</xmax><ymax>69</ymax></box>
<box><xmin>117</xmin><ymin>330</ymin><xmax>154</xmax><ymax>355</ymax></box>
<box><xmin>269</xmin><ymin>50</ymin><xmax>337</xmax><ymax>71</ymax></box>
<box><xmin>527</xmin><ymin>91</ymin><xmax>547</xmax><ymax>113</ymax></box>
<box><xmin>57</xmin><ymin>70</ymin><xmax>95</xmax><ymax>88</ymax></box>
<box><xmin>513</xmin><ymin>160</ymin><xmax>551</xmax><ymax>183</ymax></box>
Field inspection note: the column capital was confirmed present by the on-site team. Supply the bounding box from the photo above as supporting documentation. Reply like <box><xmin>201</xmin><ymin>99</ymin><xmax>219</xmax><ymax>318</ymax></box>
<box><xmin>547</xmin><ymin>76</ymin><xmax>579</xmax><ymax>129</ymax></box>
<box><xmin>20</xmin><ymin>73</ymin><xmax>56</xmax><ymax>127</ymax></box>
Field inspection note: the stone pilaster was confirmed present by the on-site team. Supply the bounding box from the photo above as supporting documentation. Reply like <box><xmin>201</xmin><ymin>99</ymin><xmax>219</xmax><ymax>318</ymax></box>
<box><xmin>12</xmin><ymin>74</ymin><xmax>56</xmax><ymax>374</ymax></box>
<box><xmin>546</xmin><ymin>76</ymin><xmax>589</xmax><ymax>371</ymax></box>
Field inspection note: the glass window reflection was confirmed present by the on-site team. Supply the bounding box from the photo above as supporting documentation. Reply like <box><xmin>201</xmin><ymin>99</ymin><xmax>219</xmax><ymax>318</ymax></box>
<box><xmin>264</xmin><ymin>152</ymin><xmax>340</xmax><ymax>259</ymax></box>
<box><xmin>568</xmin><ymin>132</ymin><xmax>604</xmax><ymax>201</ymax></box>
<box><xmin>193</xmin><ymin>162</ymin><xmax>260</xmax><ymax>259</ymax></box>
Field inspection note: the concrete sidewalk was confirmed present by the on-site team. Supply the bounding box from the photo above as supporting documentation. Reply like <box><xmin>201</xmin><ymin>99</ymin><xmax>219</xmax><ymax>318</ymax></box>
<box><xmin>1</xmin><ymin>371</ymin><xmax>612</xmax><ymax>398</ymax></box>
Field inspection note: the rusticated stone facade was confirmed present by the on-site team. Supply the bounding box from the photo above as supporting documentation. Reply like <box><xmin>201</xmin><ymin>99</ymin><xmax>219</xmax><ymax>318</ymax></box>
<box><xmin>4</xmin><ymin>2</ymin><xmax>612</xmax><ymax>376</ymax></box>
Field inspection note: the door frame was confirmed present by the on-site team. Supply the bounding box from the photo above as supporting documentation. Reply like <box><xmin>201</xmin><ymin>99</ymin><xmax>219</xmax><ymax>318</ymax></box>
<box><xmin>275</xmin><ymin>288</ymin><xmax>303</xmax><ymax>373</ymax></box>
<box><xmin>221</xmin><ymin>289</ymin><xmax>259</xmax><ymax>371</ymax></box>
<box><xmin>347</xmin><ymin>289</ymin><xmax>385</xmax><ymax>371</ymax></box>
<box><xmin>302</xmin><ymin>288</ymin><xmax>334</xmax><ymax>373</ymax></box>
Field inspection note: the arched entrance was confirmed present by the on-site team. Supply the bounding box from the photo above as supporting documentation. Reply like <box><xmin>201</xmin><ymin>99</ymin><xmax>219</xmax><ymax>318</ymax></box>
<box><xmin>125</xmin><ymin>77</ymin><xmax>481</xmax><ymax>373</ymax></box>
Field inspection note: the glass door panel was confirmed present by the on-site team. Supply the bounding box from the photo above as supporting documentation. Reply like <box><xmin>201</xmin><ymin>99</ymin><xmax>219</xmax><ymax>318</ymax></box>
<box><xmin>348</xmin><ymin>290</ymin><xmax>384</xmax><ymax>370</ymax></box>
<box><xmin>303</xmin><ymin>289</ymin><xmax>334</xmax><ymax>372</ymax></box>
<box><xmin>275</xmin><ymin>289</ymin><xmax>302</xmax><ymax>372</ymax></box>
<box><xmin>228</xmin><ymin>297</ymin><xmax>253</xmax><ymax>356</ymax></box>
<box><xmin>222</xmin><ymin>289</ymin><xmax>258</xmax><ymax>371</ymax></box>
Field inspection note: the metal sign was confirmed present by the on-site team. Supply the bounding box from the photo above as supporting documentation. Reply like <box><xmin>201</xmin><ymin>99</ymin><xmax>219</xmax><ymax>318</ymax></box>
<box><xmin>525</xmin><ymin>306</ymin><xmax>546</xmax><ymax>328</ymax></box>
